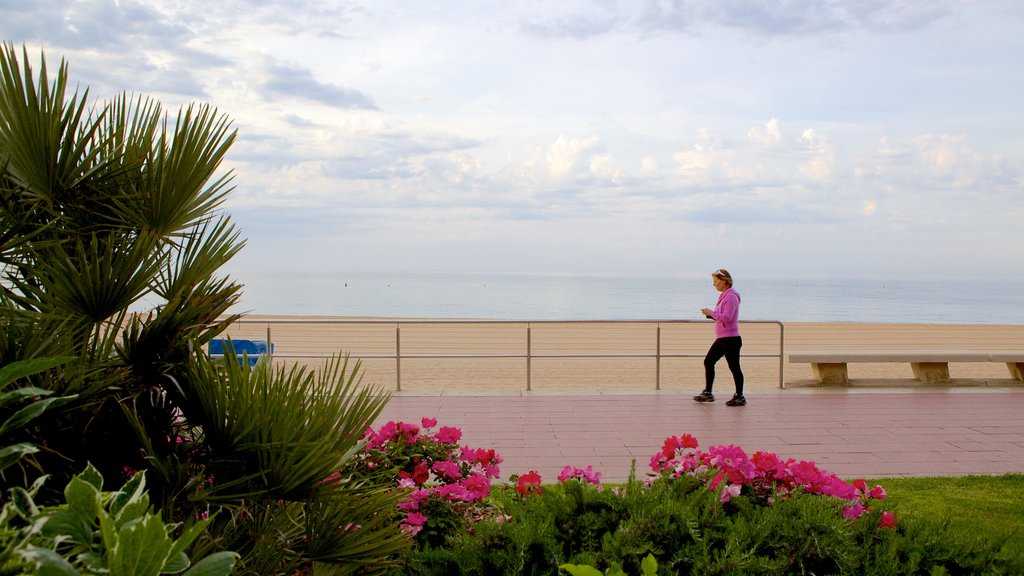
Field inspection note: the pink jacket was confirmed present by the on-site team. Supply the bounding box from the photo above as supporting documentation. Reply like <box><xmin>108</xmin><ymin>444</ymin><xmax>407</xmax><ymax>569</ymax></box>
<box><xmin>710</xmin><ymin>288</ymin><xmax>741</xmax><ymax>338</ymax></box>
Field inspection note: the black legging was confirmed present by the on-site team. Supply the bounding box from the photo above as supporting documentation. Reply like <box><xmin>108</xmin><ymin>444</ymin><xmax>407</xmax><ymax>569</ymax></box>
<box><xmin>704</xmin><ymin>336</ymin><xmax>744</xmax><ymax>395</ymax></box>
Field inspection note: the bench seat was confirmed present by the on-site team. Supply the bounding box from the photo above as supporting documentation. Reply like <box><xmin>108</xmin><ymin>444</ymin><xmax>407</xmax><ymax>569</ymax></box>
<box><xmin>788</xmin><ymin>350</ymin><xmax>1024</xmax><ymax>385</ymax></box>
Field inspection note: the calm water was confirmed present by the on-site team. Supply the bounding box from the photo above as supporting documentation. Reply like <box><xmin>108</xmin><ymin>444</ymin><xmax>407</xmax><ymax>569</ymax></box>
<box><xmin>219</xmin><ymin>270</ymin><xmax>1024</xmax><ymax>324</ymax></box>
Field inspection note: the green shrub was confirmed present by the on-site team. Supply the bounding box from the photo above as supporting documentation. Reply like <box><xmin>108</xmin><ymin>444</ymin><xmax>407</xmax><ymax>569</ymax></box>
<box><xmin>388</xmin><ymin>474</ymin><xmax>1024</xmax><ymax>575</ymax></box>
<box><xmin>1</xmin><ymin>462</ymin><xmax>237</xmax><ymax>575</ymax></box>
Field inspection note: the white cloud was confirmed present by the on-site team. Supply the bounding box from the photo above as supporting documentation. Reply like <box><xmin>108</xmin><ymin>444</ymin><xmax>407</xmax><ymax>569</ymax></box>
<box><xmin>546</xmin><ymin>135</ymin><xmax>600</xmax><ymax>180</ymax></box>
<box><xmin>747</xmin><ymin>118</ymin><xmax>783</xmax><ymax>147</ymax></box>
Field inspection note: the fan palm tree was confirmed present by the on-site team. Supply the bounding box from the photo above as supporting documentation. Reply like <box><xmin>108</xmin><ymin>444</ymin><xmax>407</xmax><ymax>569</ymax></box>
<box><xmin>0</xmin><ymin>44</ymin><xmax>409</xmax><ymax>573</ymax></box>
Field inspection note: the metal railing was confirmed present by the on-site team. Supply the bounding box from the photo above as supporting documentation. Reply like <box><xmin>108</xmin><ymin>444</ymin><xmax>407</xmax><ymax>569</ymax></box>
<box><xmin>227</xmin><ymin>318</ymin><xmax>786</xmax><ymax>390</ymax></box>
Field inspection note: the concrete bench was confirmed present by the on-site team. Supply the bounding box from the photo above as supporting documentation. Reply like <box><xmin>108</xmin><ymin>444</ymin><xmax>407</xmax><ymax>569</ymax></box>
<box><xmin>788</xmin><ymin>350</ymin><xmax>1024</xmax><ymax>385</ymax></box>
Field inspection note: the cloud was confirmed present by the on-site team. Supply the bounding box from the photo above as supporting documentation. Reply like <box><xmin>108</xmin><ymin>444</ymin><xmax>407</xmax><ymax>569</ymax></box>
<box><xmin>259</xmin><ymin>57</ymin><xmax>377</xmax><ymax>109</ymax></box>
<box><xmin>748</xmin><ymin>118</ymin><xmax>783</xmax><ymax>147</ymax></box>
<box><xmin>518</xmin><ymin>0</ymin><xmax>958</xmax><ymax>39</ymax></box>
<box><xmin>547</xmin><ymin>135</ymin><xmax>600</xmax><ymax>179</ymax></box>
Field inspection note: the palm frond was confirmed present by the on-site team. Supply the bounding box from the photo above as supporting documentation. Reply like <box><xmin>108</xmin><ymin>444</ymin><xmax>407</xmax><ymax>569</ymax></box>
<box><xmin>186</xmin><ymin>349</ymin><xmax>390</xmax><ymax>502</ymax></box>
<box><xmin>139</xmin><ymin>103</ymin><xmax>236</xmax><ymax>237</ymax></box>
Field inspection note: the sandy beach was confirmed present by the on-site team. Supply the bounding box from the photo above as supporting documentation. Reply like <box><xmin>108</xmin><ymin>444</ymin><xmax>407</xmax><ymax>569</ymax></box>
<box><xmin>215</xmin><ymin>316</ymin><xmax>1024</xmax><ymax>395</ymax></box>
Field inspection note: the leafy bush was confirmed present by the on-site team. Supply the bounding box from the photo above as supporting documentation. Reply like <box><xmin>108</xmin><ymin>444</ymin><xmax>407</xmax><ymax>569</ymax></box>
<box><xmin>1</xmin><ymin>462</ymin><xmax>237</xmax><ymax>575</ymax></box>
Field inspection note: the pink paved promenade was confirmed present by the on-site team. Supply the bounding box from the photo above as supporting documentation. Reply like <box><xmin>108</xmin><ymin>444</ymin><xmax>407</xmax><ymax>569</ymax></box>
<box><xmin>375</xmin><ymin>390</ymin><xmax>1024</xmax><ymax>483</ymax></box>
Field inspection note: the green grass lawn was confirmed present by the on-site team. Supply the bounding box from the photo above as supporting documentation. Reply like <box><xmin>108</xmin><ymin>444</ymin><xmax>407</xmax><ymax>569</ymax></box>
<box><xmin>868</xmin><ymin>473</ymin><xmax>1024</xmax><ymax>552</ymax></box>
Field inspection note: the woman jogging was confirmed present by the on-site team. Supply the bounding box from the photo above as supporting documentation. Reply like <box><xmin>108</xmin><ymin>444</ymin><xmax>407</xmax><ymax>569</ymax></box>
<box><xmin>694</xmin><ymin>269</ymin><xmax>745</xmax><ymax>406</ymax></box>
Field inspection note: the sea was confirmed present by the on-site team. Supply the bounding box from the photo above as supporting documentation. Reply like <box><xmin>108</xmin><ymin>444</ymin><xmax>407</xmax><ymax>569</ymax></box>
<box><xmin>217</xmin><ymin>270</ymin><xmax>1024</xmax><ymax>325</ymax></box>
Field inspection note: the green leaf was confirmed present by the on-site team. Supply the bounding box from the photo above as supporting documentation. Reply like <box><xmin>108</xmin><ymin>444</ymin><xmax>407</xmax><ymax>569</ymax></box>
<box><xmin>107</xmin><ymin>514</ymin><xmax>172</xmax><ymax>576</ymax></box>
<box><xmin>640</xmin><ymin>553</ymin><xmax>658</xmax><ymax>576</ymax></box>
<box><xmin>39</xmin><ymin>509</ymin><xmax>93</xmax><ymax>544</ymax></box>
<box><xmin>161</xmin><ymin>551</ymin><xmax>190</xmax><ymax>574</ymax></box>
<box><xmin>0</xmin><ymin>442</ymin><xmax>38</xmax><ymax>471</ymax></box>
<box><xmin>0</xmin><ymin>386</ymin><xmax>52</xmax><ymax>410</ymax></box>
<box><xmin>79</xmin><ymin>462</ymin><xmax>104</xmax><ymax>492</ymax></box>
<box><xmin>64</xmin><ymin>474</ymin><xmax>102</xmax><ymax>523</ymax></box>
<box><xmin>181</xmin><ymin>551</ymin><xmax>240</xmax><ymax>576</ymax></box>
<box><xmin>10</xmin><ymin>485</ymin><xmax>39</xmax><ymax>518</ymax></box>
<box><xmin>0</xmin><ymin>356</ymin><xmax>74</xmax><ymax>387</ymax></box>
<box><xmin>166</xmin><ymin>516</ymin><xmax>213</xmax><ymax>562</ymax></box>
<box><xmin>110</xmin><ymin>469</ymin><xmax>148</xmax><ymax>522</ymax></box>
<box><xmin>20</xmin><ymin>546</ymin><xmax>79</xmax><ymax>576</ymax></box>
<box><xmin>559</xmin><ymin>564</ymin><xmax>605</xmax><ymax>576</ymax></box>
<box><xmin>0</xmin><ymin>394</ymin><xmax>77</xmax><ymax>435</ymax></box>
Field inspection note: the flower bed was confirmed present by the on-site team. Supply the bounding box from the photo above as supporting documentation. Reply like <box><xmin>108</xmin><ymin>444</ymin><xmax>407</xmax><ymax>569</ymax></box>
<box><xmin>342</xmin><ymin>419</ymin><xmax>1020</xmax><ymax>575</ymax></box>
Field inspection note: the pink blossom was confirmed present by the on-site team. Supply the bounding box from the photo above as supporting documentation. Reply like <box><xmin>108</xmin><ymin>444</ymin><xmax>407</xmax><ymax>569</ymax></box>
<box><xmin>516</xmin><ymin>471</ymin><xmax>543</xmax><ymax>496</ymax></box>
<box><xmin>842</xmin><ymin>502</ymin><xmax>866</xmax><ymax>520</ymax></box>
<box><xmin>432</xmin><ymin>460</ymin><xmax>463</xmax><ymax>481</ymax></box>
<box><xmin>421</xmin><ymin>417</ymin><xmax>438</xmax><ymax>429</ymax></box>
<box><xmin>462</xmin><ymin>474</ymin><xmax>491</xmax><ymax>500</ymax></box>
<box><xmin>434</xmin><ymin>482</ymin><xmax>474</xmax><ymax>502</ymax></box>
<box><xmin>868</xmin><ymin>485</ymin><xmax>887</xmax><ymax>500</ymax></box>
<box><xmin>401</xmin><ymin>511</ymin><xmax>428</xmax><ymax>536</ymax></box>
<box><xmin>435</xmin><ymin>426</ymin><xmax>462</xmax><ymax>444</ymax></box>
<box><xmin>720</xmin><ymin>483</ymin><xmax>742</xmax><ymax>503</ymax></box>
<box><xmin>399</xmin><ymin>422</ymin><xmax>420</xmax><ymax>441</ymax></box>
<box><xmin>557</xmin><ymin>465</ymin><xmax>602</xmax><ymax>485</ymax></box>
<box><xmin>821</xmin><ymin>476</ymin><xmax>859</xmax><ymax>501</ymax></box>
<box><xmin>878</xmin><ymin>511</ymin><xmax>897</xmax><ymax>528</ymax></box>
<box><xmin>401</xmin><ymin>523</ymin><xmax>423</xmax><ymax>536</ymax></box>
<box><xmin>708</xmin><ymin>444</ymin><xmax>757</xmax><ymax>484</ymax></box>
<box><xmin>751</xmin><ymin>451</ymin><xmax>790</xmax><ymax>481</ymax></box>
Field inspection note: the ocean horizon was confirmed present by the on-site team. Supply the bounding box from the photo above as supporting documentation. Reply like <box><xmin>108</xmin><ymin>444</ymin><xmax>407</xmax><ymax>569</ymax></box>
<box><xmin>207</xmin><ymin>270</ymin><xmax>1024</xmax><ymax>325</ymax></box>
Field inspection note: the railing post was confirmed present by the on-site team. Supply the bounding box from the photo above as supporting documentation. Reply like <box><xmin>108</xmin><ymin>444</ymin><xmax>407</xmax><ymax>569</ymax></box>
<box><xmin>266</xmin><ymin>324</ymin><xmax>273</xmax><ymax>362</ymax></box>
<box><xmin>396</xmin><ymin>324</ymin><xmax>402</xmax><ymax>392</ymax></box>
<box><xmin>526</xmin><ymin>324</ymin><xmax>532</xmax><ymax>392</ymax></box>
<box><xmin>778</xmin><ymin>321</ymin><xmax>785</xmax><ymax>389</ymax></box>
<box><xmin>655</xmin><ymin>324</ymin><xmax>661</xmax><ymax>390</ymax></box>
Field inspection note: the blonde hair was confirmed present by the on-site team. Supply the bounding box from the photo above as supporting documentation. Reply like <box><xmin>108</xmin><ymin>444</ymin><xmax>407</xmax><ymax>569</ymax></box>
<box><xmin>712</xmin><ymin>268</ymin><xmax>733</xmax><ymax>287</ymax></box>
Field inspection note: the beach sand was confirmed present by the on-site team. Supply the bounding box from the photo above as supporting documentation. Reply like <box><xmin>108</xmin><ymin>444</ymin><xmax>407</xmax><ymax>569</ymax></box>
<box><xmin>215</xmin><ymin>317</ymin><xmax>1024</xmax><ymax>395</ymax></box>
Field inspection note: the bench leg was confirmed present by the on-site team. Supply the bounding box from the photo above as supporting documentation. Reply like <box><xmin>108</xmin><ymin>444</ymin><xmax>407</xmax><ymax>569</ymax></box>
<box><xmin>910</xmin><ymin>362</ymin><xmax>950</xmax><ymax>384</ymax></box>
<box><xmin>1008</xmin><ymin>362</ymin><xmax>1024</xmax><ymax>382</ymax></box>
<box><xmin>811</xmin><ymin>363</ymin><xmax>849</xmax><ymax>386</ymax></box>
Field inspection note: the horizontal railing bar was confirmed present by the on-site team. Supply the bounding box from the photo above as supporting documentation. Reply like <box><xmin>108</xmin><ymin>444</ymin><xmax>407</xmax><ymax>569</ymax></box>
<box><xmin>228</xmin><ymin>318</ymin><xmax>783</xmax><ymax>325</ymax></box>
<box><xmin>256</xmin><ymin>353</ymin><xmax>783</xmax><ymax>360</ymax></box>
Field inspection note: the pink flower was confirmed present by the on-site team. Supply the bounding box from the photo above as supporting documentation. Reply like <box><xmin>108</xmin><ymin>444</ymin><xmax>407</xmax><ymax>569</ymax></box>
<box><xmin>421</xmin><ymin>417</ymin><xmax>438</xmax><ymax>429</ymax></box>
<box><xmin>462</xmin><ymin>474</ymin><xmax>491</xmax><ymax>500</ymax></box>
<box><xmin>842</xmin><ymin>502</ymin><xmax>866</xmax><ymax>520</ymax></box>
<box><xmin>405</xmin><ymin>511</ymin><xmax>427</xmax><ymax>526</ymax></box>
<box><xmin>878</xmin><ymin>511</ymin><xmax>897</xmax><ymax>528</ymax></box>
<box><xmin>432</xmin><ymin>460</ymin><xmax>463</xmax><ymax>481</ymax></box>
<box><xmin>720</xmin><ymin>483</ymin><xmax>742</xmax><ymax>503</ymax></box>
<box><xmin>434</xmin><ymin>482</ymin><xmax>474</xmax><ymax>502</ymax></box>
<box><xmin>752</xmin><ymin>451</ymin><xmax>790</xmax><ymax>481</ymax></box>
<box><xmin>557</xmin><ymin>465</ymin><xmax>602</xmax><ymax>485</ymax></box>
<box><xmin>401</xmin><ymin>511</ymin><xmax>428</xmax><ymax>536</ymax></box>
<box><xmin>516</xmin><ymin>471</ymin><xmax>543</xmax><ymax>496</ymax></box>
<box><xmin>708</xmin><ymin>444</ymin><xmax>757</xmax><ymax>485</ymax></box>
<box><xmin>399</xmin><ymin>422</ymin><xmax>420</xmax><ymax>441</ymax></box>
<box><xmin>435</xmin><ymin>426</ymin><xmax>462</xmax><ymax>444</ymax></box>
<box><xmin>867</xmin><ymin>485</ymin><xmax>887</xmax><ymax>500</ymax></box>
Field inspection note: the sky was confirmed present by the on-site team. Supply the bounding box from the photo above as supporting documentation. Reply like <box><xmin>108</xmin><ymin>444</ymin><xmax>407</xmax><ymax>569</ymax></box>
<box><xmin>2</xmin><ymin>0</ymin><xmax>1023</xmax><ymax>280</ymax></box>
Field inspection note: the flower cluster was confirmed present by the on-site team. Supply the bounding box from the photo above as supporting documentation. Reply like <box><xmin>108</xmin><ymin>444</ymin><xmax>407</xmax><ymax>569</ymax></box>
<box><xmin>352</xmin><ymin>418</ymin><xmax>503</xmax><ymax>537</ymax></box>
<box><xmin>515</xmin><ymin>471</ymin><xmax>543</xmax><ymax>496</ymax></box>
<box><xmin>651</xmin><ymin>433</ymin><xmax>895</xmax><ymax>527</ymax></box>
<box><xmin>557</xmin><ymin>465</ymin><xmax>602</xmax><ymax>485</ymax></box>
